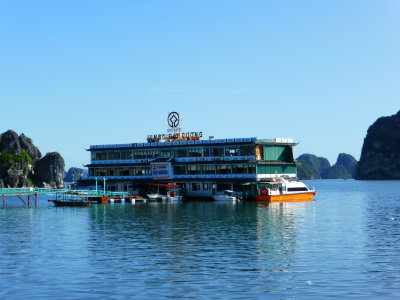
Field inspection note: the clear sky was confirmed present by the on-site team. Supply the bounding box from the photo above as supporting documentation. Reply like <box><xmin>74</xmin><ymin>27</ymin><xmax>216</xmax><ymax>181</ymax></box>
<box><xmin>0</xmin><ymin>0</ymin><xmax>399</xmax><ymax>169</ymax></box>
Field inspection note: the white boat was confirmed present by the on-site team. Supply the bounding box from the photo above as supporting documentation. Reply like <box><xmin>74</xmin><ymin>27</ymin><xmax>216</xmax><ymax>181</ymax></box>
<box><xmin>166</xmin><ymin>188</ymin><xmax>184</xmax><ymax>201</ymax></box>
<box><xmin>146</xmin><ymin>193</ymin><xmax>167</xmax><ymax>201</ymax></box>
<box><xmin>212</xmin><ymin>190</ymin><xmax>238</xmax><ymax>201</ymax></box>
<box><xmin>255</xmin><ymin>177</ymin><xmax>316</xmax><ymax>202</ymax></box>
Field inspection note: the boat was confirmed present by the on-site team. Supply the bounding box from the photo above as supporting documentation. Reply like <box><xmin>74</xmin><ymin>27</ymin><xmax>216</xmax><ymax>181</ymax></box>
<box><xmin>126</xmin><ymin>196</ymin><xmax>147</xmax><ymax>203</ymax></box>
<box><xmin>255</xmin><ymin>177</ymin><xmax>316</xmax><ymax>202</ymax></box>
<box><xmin>49</xmin><ymin>191</ymin><xmax>91</xmax><ymax>207</ymax></box>
<box><xmin>166</xmin><ymin>188</ymin><xmax>184</xmax><ymax>201</ymax></box>
<box><xmin>212</xmin><ymin>190</ymin><xmax>239</xmax><ymax>201</ymax></box>
<box><xmin>49</xmin><ymin>198</ymin><xmax>90</xmax><ymax>207</ymax></box>
<box><xmin>145</xmin><ymin>184</ymin><xmax>184</xmax><ymax>201</ymax></box>
<box><xmin>146</xmin><ymin>193</ymin><xmax>167</xmax><ymax>201</ymax></box>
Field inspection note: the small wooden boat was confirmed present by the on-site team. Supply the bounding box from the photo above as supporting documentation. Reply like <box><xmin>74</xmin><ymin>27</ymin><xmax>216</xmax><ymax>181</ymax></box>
<box><xmin>49</xmin><ymin>199</ymin><xmax>90</xmax><ymax>207</ymax></box>
<box><xmin>49</xmin><ymin>191</ymin><xmax>91</xmax><ymax>207</ymax></box>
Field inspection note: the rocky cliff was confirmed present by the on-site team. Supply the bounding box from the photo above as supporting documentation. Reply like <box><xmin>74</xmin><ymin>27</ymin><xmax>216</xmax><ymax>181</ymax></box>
<box><xmin>65</xmin><ymin>167</ymin><xmax>87</xmax><ymax>182</ymax></box>
<box><xmin>34</xmin><ymin>152</ymin><xmax>65</xmax><ymax>188</ymax></box>
<box><xmin>0</xmin><ymin>130</ymin><xmax>65</xmax><ymax>188</ymax></box>
<box><xmin>356</xmin><ymin>111</ymin><xmax>400</xmax><ymax>180</ymax></box>
<box><xmin>297</xmin><ymin>154</ymin><xmax>331</xmax><ymax>179</ymax></box>
<box><xmin>297</xmin><ymin>153</ymin><xmax>358</xmax><ymax>180</ymax></box>
<box><xmin>323</xmin><ymin>153</ymin><xmax>358</xmax><ymax>179</ymax></box>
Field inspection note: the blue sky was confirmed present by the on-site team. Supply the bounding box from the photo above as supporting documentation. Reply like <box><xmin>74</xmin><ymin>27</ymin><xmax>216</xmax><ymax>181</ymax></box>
<box><xmin>1</xmin><ymin>0</ymin><xmax>399</xmax><ymax>169</ymax></box>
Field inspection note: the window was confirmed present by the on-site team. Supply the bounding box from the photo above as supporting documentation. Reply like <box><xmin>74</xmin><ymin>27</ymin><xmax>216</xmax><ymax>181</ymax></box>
<box><xmin>203</xmin><ymin>148</ymin><xmax>211</xmax><ymax>157</ymax></box>
<box><xmin>147</xmin><ymin>150</ymin><xmax>159</xmax><ymax>158</ymax></box>
<box><xmin>107</xmin><ymin>168</ymin><xmax>119</xmax><ymax>176</ymax></box>
<box><xmin>202</xmin><ymin>165</ymin><xmax>215</xmax><ymax>174</ymax></box>
<box><xmin>133</xmin><ymin>151</ymin><xmax>147</xmax><ymax>159</ymax></box>
<box><xmin>95</xmin><ymin>168</ymin><xmax>107</xmax><ymax>176</ymax></box>
<box><xmin>191</xmin><ymin>183</ymin><xmax>202</xmax><ymax>191</ymax></box>
<box><xmin>120</xmin><ymin>168</ymin><xmax>131</xmax><ymax>176</ymax></box>
<box><xmin>287</xmin><ymin>187</ymin><xmax>308</xmax><ymax>192</ymax></box>
<box><xmin>174</xmin><ymin>165</ymin><xmax>187</xmax><ymax>175</ymax></box>
<box><xmin>216</xmin><ymin>165</ymin><xmax>231</xmax><ymax>174</ymax></box>
<box><xmin>89</xmin><ymin>168</ymin><xmax>94</xmax><ymax>176</ymax></box>
<box><xmin>248</xmin><ymin>164</ymin><xmax>256</xmax><ymax>174</ymax></box>
<box><xmin>188</xmin><ymin>148</ymin><xmax>202</xmax><ymax>157</ymax></box>
<box><xmin>132</xmin><ymin>166</ymin><xmax>151</xmax><ymax>175</ymax></box>
<box><xmin>175</xmin><ymin>149</ymin><xmax>188</xmax><ymax>157</ymax></box>
<box><xmin>232</xmin><ymin>164</ymin><xmax>247</xmax><ymax>174</ymax></box>
<box><xmin>132</xmin><ymin>167</ymin><xmax>143</xmax><ymax>175</ymax></box>
<box><xmin>203</xmin><ymin>183</ymin><xmax>212</xmax><ymax>190</ymax></box>
<box><xmin>160</xmin><ymin>150</ymin><xmax>173</xmax><ymax>158</ymax></box>
<box><xmin>143</xmin><ymin>167</ymin><xmax>152</xmax><ymax>175</ymax></box>
<box><xmin>240</xmin><ymin>145</ymin><xmax>254</xmax><ymax>156</ymax></box>
<box><xmin>225</xmin><ymin>147</ymin><xmax>240</xmax><ymax>156</ymax></box>
<box><xmin>121</xmin><ymin>151</ymin><xmax>133</xmax><ymax>160</ymax></box>
<box><xmin>95</xmin><ymin>152</ymin><xmax>108</xmax><ymax>160</ymax></box>
<box><xmin>187</xmin><ymin>165</ymin><xmax>201</xmax><ymax>175</ymax></box>
<box><xmin>211</xmin><ymin>148</ymin><xmax>224</xmax><ymax>157</ymax></box>
<box><xmin>108</xmin><ymin>152</ymin><xmax>120</xmax><ymax>160</ymax></box>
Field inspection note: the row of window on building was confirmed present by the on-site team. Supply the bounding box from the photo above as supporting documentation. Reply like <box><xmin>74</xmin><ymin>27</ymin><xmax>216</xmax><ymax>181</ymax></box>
<box><xmin>91</xmin><ymin>145</ymin><xmax>255</xmax><ymax>161</ymax></box>
<box><xmin>89</xmin><ymin>163</ymin><xmax>256</xmax><ymax>177</ymax></box>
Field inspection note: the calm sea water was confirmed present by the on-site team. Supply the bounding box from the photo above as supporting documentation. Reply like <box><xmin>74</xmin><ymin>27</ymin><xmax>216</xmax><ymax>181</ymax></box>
<box><xmin>1</xmin><ymin>180</ymin><xmax>400</xmax><ymax>299</ymax></box>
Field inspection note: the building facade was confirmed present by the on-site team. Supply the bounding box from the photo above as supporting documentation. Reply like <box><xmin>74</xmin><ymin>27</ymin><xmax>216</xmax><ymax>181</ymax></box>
<box><xmin>83</xmin><ymin>137</ymin><xmax>298</xmax><ymax>199</ymax></box>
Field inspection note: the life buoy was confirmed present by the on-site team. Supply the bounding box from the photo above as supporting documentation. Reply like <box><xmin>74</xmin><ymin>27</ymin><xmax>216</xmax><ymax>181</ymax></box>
<box><xmin>260</xmin><ymin>187</ymin><xmax>269</xmax><ymax>195</ymax></box>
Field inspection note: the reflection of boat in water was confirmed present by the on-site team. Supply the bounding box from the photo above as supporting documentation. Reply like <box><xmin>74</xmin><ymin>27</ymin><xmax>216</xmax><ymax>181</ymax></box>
<box><xmin>212</xmin><ymin>190</ymin><xmax>240</xmax><ymax>201</ymax></box>
<box><xmin>255</xmin><ymin>177</ymin><xmax>316</xmax><ymax>202</ymax></box>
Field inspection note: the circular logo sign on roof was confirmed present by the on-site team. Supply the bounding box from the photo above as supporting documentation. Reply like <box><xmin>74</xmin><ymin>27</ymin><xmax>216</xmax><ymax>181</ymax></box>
<box><xmin>168</xmin><ymin>112</ymin><xmax>180</xmax><ymax>128</ymax></box>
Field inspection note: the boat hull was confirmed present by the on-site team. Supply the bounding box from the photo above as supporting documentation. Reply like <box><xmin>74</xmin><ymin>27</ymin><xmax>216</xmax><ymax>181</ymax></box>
<box><xmin>50</xmin><ymin>200</ymin><xmax>90</xmax><ymax>207</ymax></box>
<box><xmin>255</xmin><ymin>192</ymin><xmax>316</xmax><ymax>202</ymax></box>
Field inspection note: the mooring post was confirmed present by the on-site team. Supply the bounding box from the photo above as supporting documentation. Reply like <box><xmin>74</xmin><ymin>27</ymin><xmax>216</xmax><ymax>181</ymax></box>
<box><xmin>35</xmin><ymin>193</ymin><xmax>38</xmax><ymax>207</ymax></box>
<box><xmin>2</xmin><ymin>195</ymin><xmax>5</xmax><ymax>208</ymax></box>
<box><xmin>27</xmin><ymin>195</ymin><xmax>31</xmax><ymax>207</ymax></box>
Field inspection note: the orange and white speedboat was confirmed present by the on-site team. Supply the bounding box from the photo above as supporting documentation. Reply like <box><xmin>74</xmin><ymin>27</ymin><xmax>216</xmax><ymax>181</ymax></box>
<box><xmin>255</xmin><ymin>177</ymin><xmax>316</xmax><ymax>202</ymax></box>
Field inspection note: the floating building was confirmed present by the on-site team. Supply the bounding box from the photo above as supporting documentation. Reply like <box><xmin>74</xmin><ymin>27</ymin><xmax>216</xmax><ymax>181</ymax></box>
<box><xmin>80</xmin><ymin>113</ymin><xmax>299</xmax><ymax>200</ymax></box>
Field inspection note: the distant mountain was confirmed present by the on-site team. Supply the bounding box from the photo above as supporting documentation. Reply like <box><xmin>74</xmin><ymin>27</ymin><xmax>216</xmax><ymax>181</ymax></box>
<box><xmin>297</xmin><ymin>153</ymin><xmax>358</xmax><ymax>180</ymax></box>
<box><xmin>297</xmin><ymin>154</ymin><xmax>331</xmax><ymax>179</ymax></box>
<box><xmin>65</xmin><ymin>167</ymin><xmax>87</xmax><ymax>182</ymax></box>
<box><xmin>356</xmin><ymin>111</ymin><xmax>400</xmax><ymax>179</ymax></box>
<box><xmin>323</xmin><ymin>153</ymin><xmax>358</xmax><ymax>179</ymax></box>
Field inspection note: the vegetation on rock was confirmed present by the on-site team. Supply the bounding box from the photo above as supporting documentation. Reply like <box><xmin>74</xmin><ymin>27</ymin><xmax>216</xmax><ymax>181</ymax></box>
<box><xmin>297</xmin><ymin>153</ymin><xmax>358</xmax><ymax>180</ymax></box>
<box><xmin>356</xmin><ymin>111</ymin><xmax>400</xmax><ymax>179</ymax></box>
<box><xmin>0</xmin><ymin>130</ymin><xmax>65</xmax><ymax>188</ymax></box>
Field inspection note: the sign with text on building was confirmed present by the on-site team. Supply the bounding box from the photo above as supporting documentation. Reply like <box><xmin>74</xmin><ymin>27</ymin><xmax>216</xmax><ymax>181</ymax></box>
<box><xmin>152</xmin><ymin>163</ymin><xmax>173</xmax><ymax>180</ymax></box>
<box><xmin>147</xmin><ymin>112</ymin><xmax>203</xmax><ymax>143</ymax></box>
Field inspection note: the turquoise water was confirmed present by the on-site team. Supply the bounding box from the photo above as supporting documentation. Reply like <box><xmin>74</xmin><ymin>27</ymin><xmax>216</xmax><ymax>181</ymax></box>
<box><xmin>1</xmin><ymin>180</ymin><xmax>400</xmax><ymax>299</ymax></box>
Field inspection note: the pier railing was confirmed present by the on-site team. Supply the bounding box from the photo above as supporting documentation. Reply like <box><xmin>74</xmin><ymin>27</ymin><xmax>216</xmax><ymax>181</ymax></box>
<box><xmin>0</xmin><ymin>188</ymin><xmax>130</xmax><ymax>197</ymax></box>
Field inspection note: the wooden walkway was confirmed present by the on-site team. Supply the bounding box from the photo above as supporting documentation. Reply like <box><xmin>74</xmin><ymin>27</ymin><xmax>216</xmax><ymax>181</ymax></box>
<box><xmin>0</xmin><ymin>188</ymin><xmax>129</xmax><ymax>208</ymax></box>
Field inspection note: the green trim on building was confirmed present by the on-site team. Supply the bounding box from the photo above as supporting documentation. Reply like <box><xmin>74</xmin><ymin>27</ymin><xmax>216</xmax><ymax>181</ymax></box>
<box><xmin>263</xmin><ymin>145</ymin><xmax>294</xmax><ymax>162</ymax></box>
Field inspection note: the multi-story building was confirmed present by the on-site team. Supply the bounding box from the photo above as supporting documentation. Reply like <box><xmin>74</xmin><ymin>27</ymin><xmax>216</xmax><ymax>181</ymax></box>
<box><xmin>82</xmin><ymin>136</ymin><xmax>298</xmax><ymax>200</ymax></box>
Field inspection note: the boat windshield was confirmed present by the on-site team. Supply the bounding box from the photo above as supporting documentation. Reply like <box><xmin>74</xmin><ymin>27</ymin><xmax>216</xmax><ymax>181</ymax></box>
<box><xmin>223</xmin><ymin>190</ymin><xmax>234</xmax><ymax>196</ymax></box>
